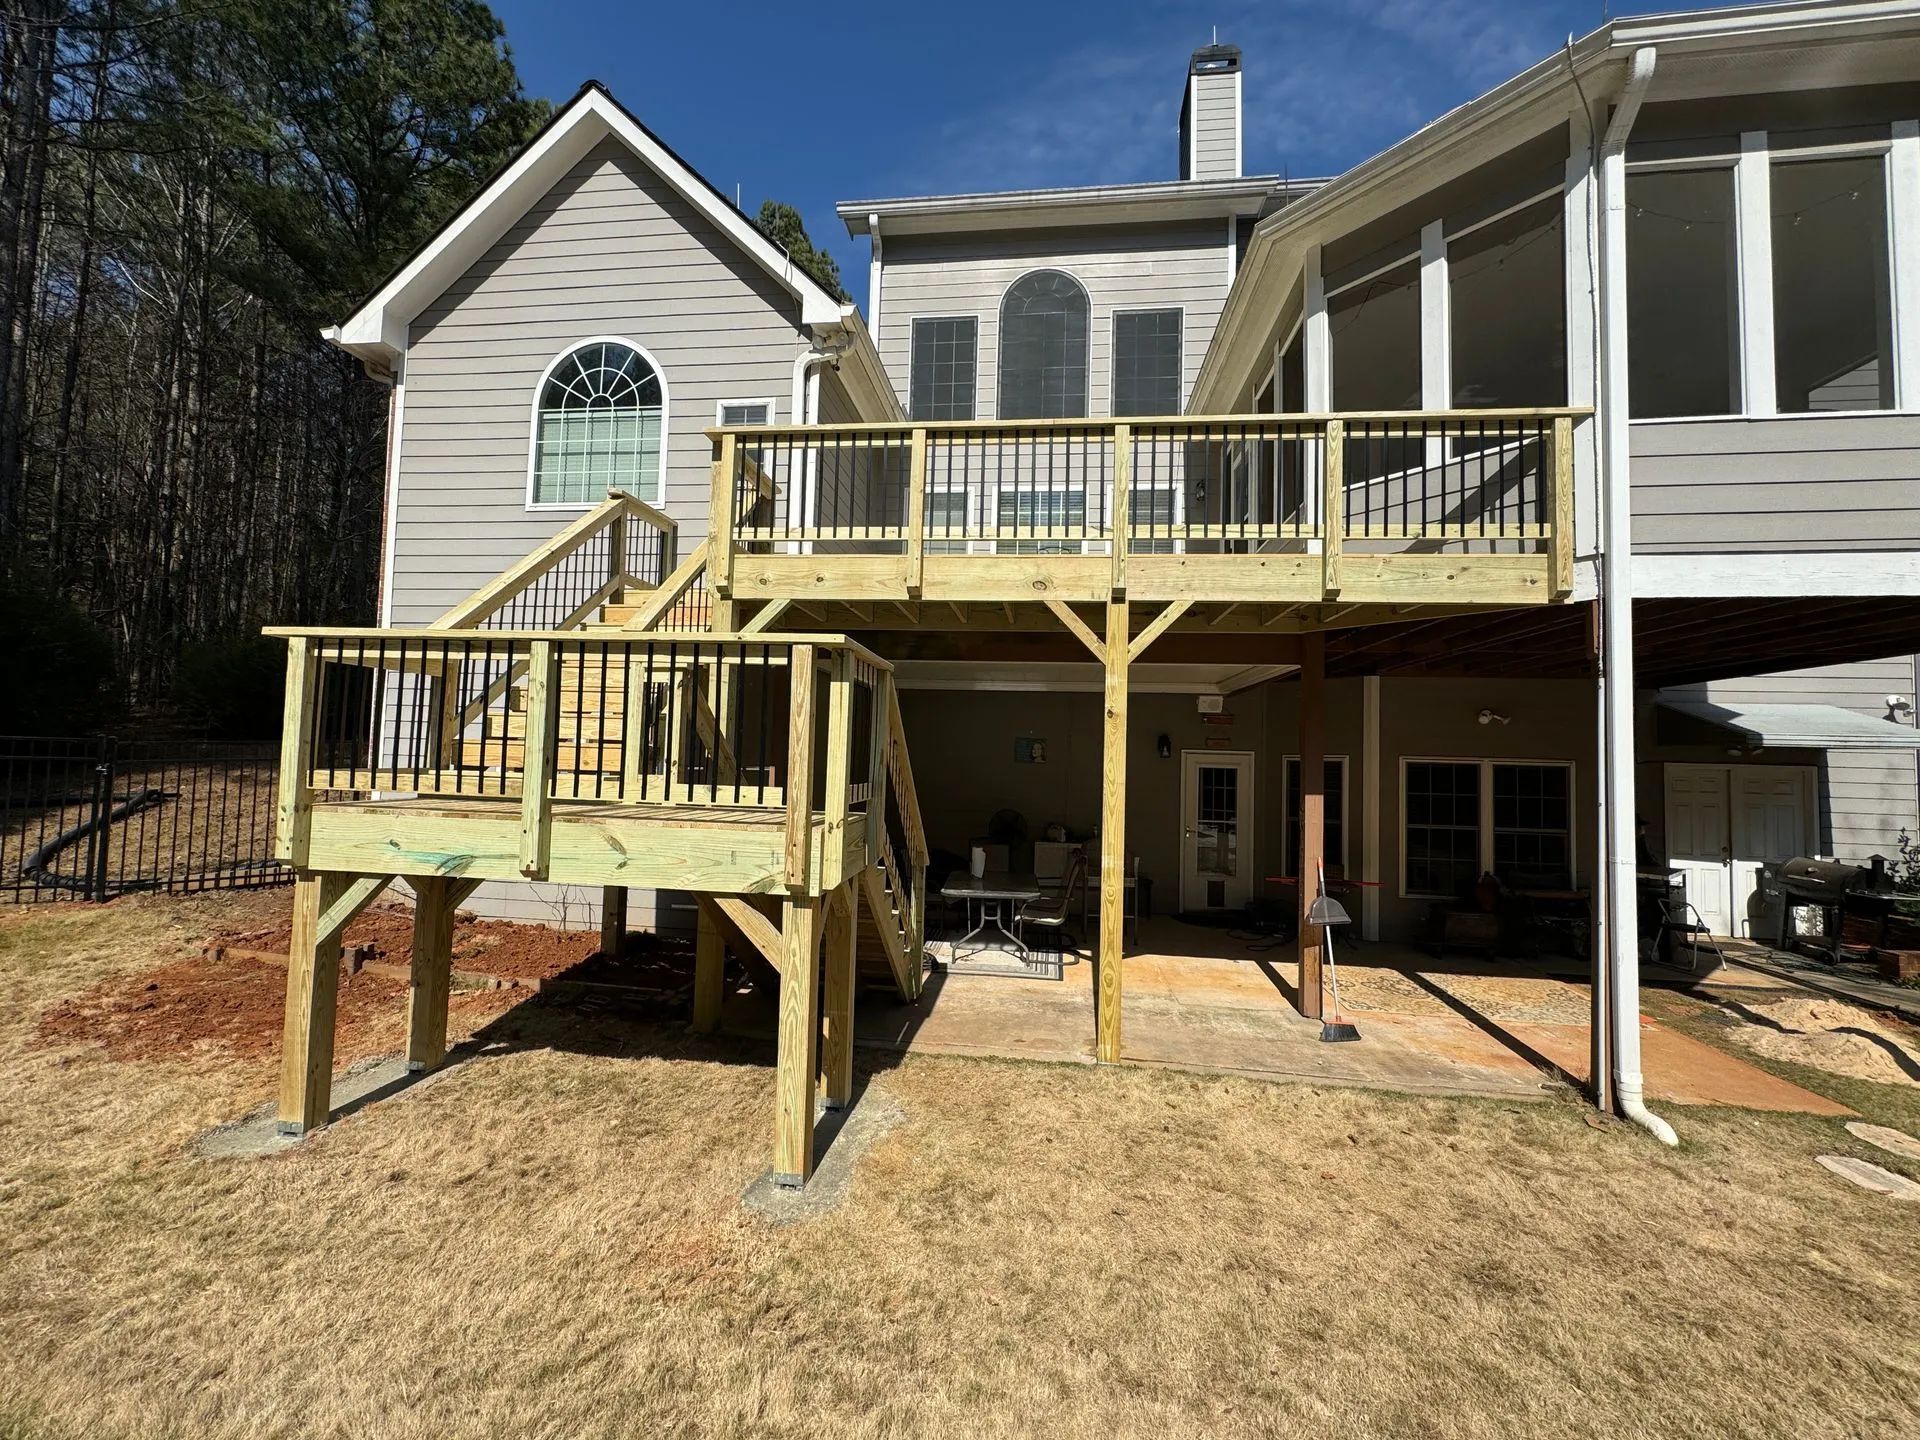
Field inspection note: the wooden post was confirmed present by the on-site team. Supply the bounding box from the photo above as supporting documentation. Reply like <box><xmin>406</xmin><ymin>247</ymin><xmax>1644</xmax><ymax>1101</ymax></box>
<box><xmin>1298</xmin><ymin>630</ymin><xmax>1326</xmax><ymax>1020</ymax></box>
<box><xmin>1552</xmin><ymin>413</ymin><xmax>1575</xmax><ymax>597</ymax></box>
<box><xmin>1110</xmin><ymin>422</ymin><xmax>1131</xmax><ymax>597</ymax></box>
<box><xmin>784</xmin><ymin>644</ymin><xmax>818</xmax><ymax>890</ymax></box>
<box><xmin>1322</xmin><ymin>418</ymin><xmax>1344</xmax><ymax>600</ymax></box>
<box><xmin>905</xmin><ymin>426</ymin><xmax>928</xmax><ymax>595</ymax></box>
<box><xmin>1097</xmin><ymin>600</ymin><xmax>1129</xmax><ymax>1063</ymax></box>
<box><xmin>518</xmin><ymin>639</ymin><xmax>556</xmax><ymax>878</ymax></box>
<box><xmin>709</xmin><ymin>433</ymin><xmax>738</xmax><ymax>598</ymax></box>
<box><xmin>405</xmin><ymin>875</ymin><xmax>458</xmax><ymax>1072</ymax></box>
<box><xmin>277</xmin><ymin>871</ymin><xmax>351</xmax><ymax>1133</ymax></box>
<box><xmin>822</xmin><ymin>882</ymin><xmax>857</xmax><ymax>1110</ymax></box>
<box><xmin>599</xmin><ymin>885</ymin><xmax>627</xmax><ymax>958</ymax></box>
<box><xmin>773</xmin><ymin>893</ymin><xmax>824</xmax><ymax>1187</ymax></box>
<box><xmin>820</xmin><ymin>650</ymin><xmax>854</xmax><ymax>889</ymax></box>
<box><xmin>693</xmin><ymin>900</ymin><xmax>726</xmax><ymax>1033</ymax></box>
<box><xmin>274</xmin><ymin>637</ymin><xmax>318</xmax><ymax>864</ymax></box>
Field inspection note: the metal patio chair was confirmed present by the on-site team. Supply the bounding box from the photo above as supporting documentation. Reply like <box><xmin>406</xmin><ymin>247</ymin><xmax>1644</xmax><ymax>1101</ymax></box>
<box><xmin>1017</xmin><ymin>852</ymin><xmax>1087</xmax><ymax>961</ymax></box>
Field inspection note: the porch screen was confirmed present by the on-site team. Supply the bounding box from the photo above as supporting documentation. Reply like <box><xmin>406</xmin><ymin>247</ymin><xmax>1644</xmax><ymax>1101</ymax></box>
<box><xmin>533</xmin><ymin>341</ymin><xmax>665</xmax><ymax>505</ymax></box>
<box><xmin>999</xmin><ymin>269</ymin><xmax>1089</xmax><ymax>418</ymax></box>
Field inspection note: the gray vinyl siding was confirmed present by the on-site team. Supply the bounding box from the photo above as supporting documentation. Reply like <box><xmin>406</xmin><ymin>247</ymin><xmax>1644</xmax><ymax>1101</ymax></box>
<box><xmin>391</xmin><ymin>136</ymin><xmax>816</xmax><ymax>627</ymax></box>
<box><xmin>1629</xmin><ymin>416</ymin><xmax>1920</xmax><ymax>552</ymax></box>
<box><xmin>1189</xmin><ymin>75</ymin><xmax>1238</xmax><ymax>181</ymax></box>
<box><xmin>875</xmin><ymin>222</ymin><xmax>1232</xmax><ymax>420</ymax></box>
<box><xmin>1675</xmin><ymin>657</ymin><xmax>1920</xmax><ymax>863</ymax></box>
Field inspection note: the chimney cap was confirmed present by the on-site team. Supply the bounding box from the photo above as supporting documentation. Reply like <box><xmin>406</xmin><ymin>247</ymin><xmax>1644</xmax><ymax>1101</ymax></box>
<box><xmin>1189</xmin><ymin>43</ymin><xmax>1241</xmax><ymax>76</ymax></box>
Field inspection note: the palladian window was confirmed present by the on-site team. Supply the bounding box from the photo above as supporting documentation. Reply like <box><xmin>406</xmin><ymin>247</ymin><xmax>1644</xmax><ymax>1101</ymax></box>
<box><xmin>531</xmin><ymin>340</ymin><xmax>665</xmax><ymax>506</ymax></box>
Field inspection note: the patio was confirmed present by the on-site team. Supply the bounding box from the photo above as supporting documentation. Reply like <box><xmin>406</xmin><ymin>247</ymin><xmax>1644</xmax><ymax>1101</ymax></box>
<box><xmin>717</xmin><ymin>914</ymin><xmax>1848</xmax><ymax>1115</ymax></box>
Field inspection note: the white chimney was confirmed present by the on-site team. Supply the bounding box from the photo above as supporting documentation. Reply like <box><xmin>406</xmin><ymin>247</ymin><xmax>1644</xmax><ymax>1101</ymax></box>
<box><xmin>1180</xmin><ymin>44</ymin><xmax>1242</xmax><ymax>181</ymax></box>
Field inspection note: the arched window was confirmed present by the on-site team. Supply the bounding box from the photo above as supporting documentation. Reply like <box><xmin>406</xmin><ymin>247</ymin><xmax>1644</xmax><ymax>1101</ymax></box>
<box><xmin>530</xmin><ymin>339</ymin><xmax>666</xmax><ymax>506</ymax></box>
<box><xmin>999</xmin><ymin>269</ymin><xmax>1089</xmax><ymax>418</ymax></box>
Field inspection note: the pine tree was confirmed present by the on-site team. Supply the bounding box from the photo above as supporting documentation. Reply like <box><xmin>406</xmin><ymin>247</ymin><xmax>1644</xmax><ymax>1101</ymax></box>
<box><xmin>756</xmin><ymin>199</ymin><xmax>849</xmax><ymax>302</ymax></box>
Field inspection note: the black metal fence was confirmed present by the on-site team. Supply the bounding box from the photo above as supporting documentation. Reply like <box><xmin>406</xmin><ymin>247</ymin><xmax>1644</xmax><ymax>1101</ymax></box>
<box><xmin>1</xmin><ymin>735</ymin><xmax>291</xmax><ymax>903</ymax></box>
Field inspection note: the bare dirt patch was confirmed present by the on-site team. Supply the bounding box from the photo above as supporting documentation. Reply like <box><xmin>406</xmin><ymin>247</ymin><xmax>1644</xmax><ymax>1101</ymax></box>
<box><xmin>214</xmin><ymin>899</ymin><xmax>598</xmax><ymax>983</ymax></box>
<box><xmin>1725</xmin><ymin>996</ymin><xmax>1920</xmax><ymax>1088</ymax></box>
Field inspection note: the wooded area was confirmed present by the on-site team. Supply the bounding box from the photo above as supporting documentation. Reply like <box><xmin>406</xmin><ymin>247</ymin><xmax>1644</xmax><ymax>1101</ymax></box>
<box><xmin>0</xmin><ymin>0</ymin><xmax>546</xmax><ymax>726</ymax></box>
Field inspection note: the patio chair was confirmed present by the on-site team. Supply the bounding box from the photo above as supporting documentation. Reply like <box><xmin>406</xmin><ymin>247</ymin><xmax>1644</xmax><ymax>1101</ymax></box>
<box><xmin>1017</xmin><ymin>852</ymin><xmax>1087</xmax><ymax>960</ymax></box>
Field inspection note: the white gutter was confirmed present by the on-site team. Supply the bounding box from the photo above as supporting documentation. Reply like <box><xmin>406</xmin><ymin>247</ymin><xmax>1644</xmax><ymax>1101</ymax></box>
<box><xmin>792</xmin><ymin>338</ymin><xmax>845</xmax><ymax>545</ymax></box>
<box><xmin>1597</xmin><ymin>45</ymin><xmax>1677</xmax><ymax>1148</ymax></box>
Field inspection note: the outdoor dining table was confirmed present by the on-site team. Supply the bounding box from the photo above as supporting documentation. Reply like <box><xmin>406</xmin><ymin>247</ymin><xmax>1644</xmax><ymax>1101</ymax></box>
<box><xmin>940</xmin><ymin>871</ymin><xmax>1045</xmax><ymax>958</ymax></box>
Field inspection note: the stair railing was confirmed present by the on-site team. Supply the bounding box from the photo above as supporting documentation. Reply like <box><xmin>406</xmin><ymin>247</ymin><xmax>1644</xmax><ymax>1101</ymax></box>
<box><xmin>881</xmin><ymin>679</ymin><xmax>928</xmax><ymax>992</ymax></box>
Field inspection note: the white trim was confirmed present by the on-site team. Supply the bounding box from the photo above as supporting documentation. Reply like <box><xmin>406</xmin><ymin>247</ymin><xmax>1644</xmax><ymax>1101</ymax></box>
<box><xmin>1233</xmin><ymin>68</ymin><xmax>1245</xmax><ymax>177</ymax></box>
<box><xmin>1890</xmin><ymin>121</ymin><xmax>1920</xmax><ymax>409</ymax></box>
<box><xmin>1109</xmin><ymin>303</ymin><xmax>1187</xmax><ymax>416</ymax></box>
<box><xmin>1419</xmin><ymin>219</ymin><xmax>1450</xmax><ymax>447</ymax></box>
<box><xmin>1225</xmin><ymin>214</ymin><xmax>1237</xmax><ymax>288</ymax></box>
<box><xmin>714</xmin><ymin>397</ymin><xmax>776</xmax><ymax>427</ymax></box>
<box><xmin>1303</xmin><ymin>245</ymin><xmax>1330</xmax><ymax>410</ymax></box>
<box><xmin>1566</xmin><ymin>139</ymin><xmax>1599</xmax><ymax>559</ymax></box>
<box><xmin>1361</xmin><ymin>676</ymin><xmax>1381</xmax><ymax>941</ymax></box>
<box><xmin>1179</xmin><ymin>748</ymin><xmax>1256</xmax><ymax>913</ymax></box>
<box><xmin>996</xmin><ymin>267</ymin><xmax>1092</xmax><ymax>419</ymax></box>
<box><xmin>1282</xmin><ymin>752</ymin><xmax>1351</xmax><ymax>875</ymax></box>
<box><xmin>1186</xmin><ymin>75</ymin><xmax>1198</xmax><ymax>180</ymax></box>
<box><xmin>867</xmin><ymin>212</ymin><xmax>884</xmax><ymax>339</ymax></box>
<box><xmin>905</xmin><ymin>314</ymin><xmax>981</xmax><ymax>422</ymax></box>
<box><xmin>524</xmin><ymin>336</ymin><xmax>669</xmax><ymax>512</ymax></box>
<box><xmin>1398</xmin><ymin>755</ymin><xmax>1578</xmax><ymax>900</ymax></box>
<box><xmin>1735</xmin><ymin>131</ymin><xmax>1777</xmax><ymax>416</ymax></box>
<box><xmin>334</xmin><ymin>88</ymin><xmax>841</xmax><ymax>364</ymax></box>
<box><xmin>377</xmin><ymin>361</ymin><xmax>405</xmax><ymax>626</ymax></box>
<box><xmin>1634</xmin><ymin>549</ymin><xmax>1920</xmax><ymax>596</ymax></box>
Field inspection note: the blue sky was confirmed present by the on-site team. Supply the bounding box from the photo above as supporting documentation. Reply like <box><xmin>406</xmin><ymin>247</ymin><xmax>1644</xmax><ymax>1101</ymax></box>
<box><xmin>486</xmin><ymin>1</ymin><xmax>1707</xmax><ymax>309</ymax></box>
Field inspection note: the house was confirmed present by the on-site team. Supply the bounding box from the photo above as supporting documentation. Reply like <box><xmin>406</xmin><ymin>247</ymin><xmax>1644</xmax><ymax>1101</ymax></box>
<box><xmin>283</xmin><ymin>0</ymin><xmax>1920</xmax><ymax>1181</ymax></box>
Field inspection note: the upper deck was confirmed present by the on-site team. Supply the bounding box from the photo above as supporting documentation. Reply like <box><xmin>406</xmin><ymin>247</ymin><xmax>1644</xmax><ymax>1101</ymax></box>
<box><xmin>706</xmin><ymin>410</ymin><xmax>1583</xmax><ymax>618</ymax></box>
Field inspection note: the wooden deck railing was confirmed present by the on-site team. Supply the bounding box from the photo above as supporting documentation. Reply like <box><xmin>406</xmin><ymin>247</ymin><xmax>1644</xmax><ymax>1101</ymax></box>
<box><xmin>707</xmin><ymin>410</ymin><xmax>1584</xmax><ymax>606</ymax></box>
<box><xmin>268</xmin><ymin>627</ymin><xmax>897</xmax><ymax>886</ymax></box>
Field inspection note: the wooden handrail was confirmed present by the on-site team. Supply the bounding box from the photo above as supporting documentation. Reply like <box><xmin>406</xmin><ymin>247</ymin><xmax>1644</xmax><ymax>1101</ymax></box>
<box><xmin>432</xmin><ymin>490</ymin><xmax>674</xmax><ymax>630</ymax></box>
<box><xmin>623</xmin><ymin>538</ymin><xmax>710</xmax><ymax>632</ymax></box>
<box><xmin>884</xmin><ymin>682</ymin><xmax>929</xmax><ymax>869</ymax></box>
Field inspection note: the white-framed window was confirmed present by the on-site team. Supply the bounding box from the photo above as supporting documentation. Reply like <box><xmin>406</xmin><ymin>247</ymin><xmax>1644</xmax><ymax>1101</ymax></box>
<box><xmin>999</xmin><ymin>269</ymin><xmax>1090</xmax><ymax>419</ymax></box>
<box><xmin>1770</xmin><ymin>148</ymin><xmax>1896</xmax><ymax>412</ymax></box>
<box><xmin>1400</xmin><ymin>757</ymin><xmax>1574</xmax><ymax>899</ymax></box>
<box><xmin>1283</xmin><ymin>754</ymin><xmax>1349</xmax><ymax>877</ymax></box>
<box><xmin>528</xmin><ymin>338</ymin><xmax>667</xmax><ymax>508</ymax></box>
<box><xmin>716</xmin><ymin>398</ymin><xmax>774</xmax><ymax>427</ymax></box>
<box><xmin>909</xmin><ymin>317</ymin><xmax>979</xmax><ymax>421</ymax></box>
<box><xmin>1112</xmin><ymin>306</ymin><xmax>1184</xmax><ymax>416</ymax></box>
<box><xmin>1626</xmin><ymin>161</ymin><xmax>1741</xmax><ymax>418</ymax></box>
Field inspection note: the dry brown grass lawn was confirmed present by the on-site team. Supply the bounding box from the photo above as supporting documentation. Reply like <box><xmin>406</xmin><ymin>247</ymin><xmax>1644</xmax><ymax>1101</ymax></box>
<box><xmin>3</xmin><ymin>895</ymin><xmax>1919</xmax><ymax>1440</ymax></box>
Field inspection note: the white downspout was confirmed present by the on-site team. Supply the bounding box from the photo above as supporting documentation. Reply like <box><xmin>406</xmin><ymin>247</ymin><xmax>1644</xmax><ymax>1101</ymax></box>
<box><xmin>791</xmin><ymin>339</ymin><xmax>843</xmax><ymax>552</ymax></box>
<box><xmin>1598</xmin><ymin>46</ymin><xmax>1676</xmax><ymax>1147</ymax></box>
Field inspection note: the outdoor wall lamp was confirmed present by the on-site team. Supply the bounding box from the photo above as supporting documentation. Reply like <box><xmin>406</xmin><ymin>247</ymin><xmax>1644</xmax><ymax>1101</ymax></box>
<box><xmin>1158</xmin><ymin>733</ymin><xmax>1173</xmax><ymax>758</ymax></box>
<box><xmin>1477</xmin><ymin>709</ymin><xmax>1510</xmax><ymax>727</ymax></box>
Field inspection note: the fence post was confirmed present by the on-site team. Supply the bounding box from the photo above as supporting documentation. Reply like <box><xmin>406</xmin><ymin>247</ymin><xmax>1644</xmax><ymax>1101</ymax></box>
<box><xmin>88</xmin><ymin>737</ymin><xmax>116</xmax><ymax>902</ymax></box>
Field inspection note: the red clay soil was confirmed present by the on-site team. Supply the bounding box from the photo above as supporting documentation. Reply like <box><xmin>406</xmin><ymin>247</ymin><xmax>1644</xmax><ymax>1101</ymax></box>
<box><xmin>35</xmin><ymin>951</ymin><xmax>520</xmax><ymax>1067</ymax></box>
<box><xmin>215</xmin><ymin>901</ymin><xmax>599</xmax><ymax>983</ymax></box>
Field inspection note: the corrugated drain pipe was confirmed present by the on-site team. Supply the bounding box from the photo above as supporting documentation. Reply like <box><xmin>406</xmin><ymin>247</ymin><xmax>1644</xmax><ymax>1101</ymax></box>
<box><xmin>1598</xmin><ymin>45</ymin><xmax>1677</xmax><ymax>1147</ymax></box>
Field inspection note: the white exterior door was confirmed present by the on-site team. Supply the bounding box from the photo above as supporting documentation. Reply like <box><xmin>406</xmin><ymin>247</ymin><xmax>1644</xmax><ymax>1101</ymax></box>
<box><xmin>1730</xmin><ymin>767</ymin><xmax>1813</xmax><ymax>940</ymax></box>
<box><xmin>1665</xmin><ymin>764</ymin><xmax>1733</xmax><ymax>936</ymax></box>
<box><xmin>1181</xmin><ymin>751</ymin><xmax>1253</xmax><ymax>913</ymax></box>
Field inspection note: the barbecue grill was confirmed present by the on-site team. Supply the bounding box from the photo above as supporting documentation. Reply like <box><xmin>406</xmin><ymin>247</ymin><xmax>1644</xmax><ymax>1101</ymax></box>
<box><xmin>1775</xmin><ymin>855</ymin><xmax>1894</xmax><ymax>961</ymax></box>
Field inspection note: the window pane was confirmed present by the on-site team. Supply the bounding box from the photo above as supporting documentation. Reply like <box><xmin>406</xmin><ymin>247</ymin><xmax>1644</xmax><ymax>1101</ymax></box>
<box><xmin>1627</xmin><ymin>168</ymin><xmax>1738</xmax><ymax>418</ymax></box>
<box><xmin>1405</xmin><ymin>761</ymin><xmax>1479</xmax><ymax>898</ymax></box>
<box><xmin>1284</xmin><ymin>757</ymin><xmax>1346</xmax><ymax>876</ymax></box>
<box><xmin>1000</xmin><ymin>271</ymin><xmax>1089</xmax><ymax>419</ymax></box>
<box><xmin>1450</xmin><ymin>200</ymin><xmax>1565</xmax><ymax>407</ymax></box>
<box><xmin>1329</xmin><ymin>260</ymin><xmax>1420</xmax><ymax>410</ymax></box>
<box><xmin>1113</xmin><ymin>308</ymin><xmax>1183</xmax><ymax>415</ymax></box>
<box><xmin>1491</xmin><ymin>764</ymin><xmax>1570</xmax><ymax>884</ymax></box>
<box><xmin>719</xmin><ymin>401</ymin><xmax>769</xmax><ymax>426</ymax></box>
<box><xmin>910</xmin><ymin>317</ymin><xmax>978</xmax><ymax>421</ymax></box>
<box><xmin>1772</xmin><ymin>155</ymin><xmax>1894</xmax><ymax>413</ymax></box>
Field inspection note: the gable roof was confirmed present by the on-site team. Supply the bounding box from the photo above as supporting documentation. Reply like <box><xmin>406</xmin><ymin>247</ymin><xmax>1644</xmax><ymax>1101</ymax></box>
<box><xmin>325</xmin><ymin>81</ymin><xmax>846</xmax><ymax>369</ymax></box>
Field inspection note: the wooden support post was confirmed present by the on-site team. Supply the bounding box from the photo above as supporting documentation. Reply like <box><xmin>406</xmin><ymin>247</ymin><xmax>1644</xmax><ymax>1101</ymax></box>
<box><xmin>1097</xmin><ymin>600</ymin><xmax>1129</xmax><ymax>1064</ymax></box>
<box><xmin>820</xmin><ymin>650</ymin><xmax>854</xmax><ymax>889</ymax></box>
<box><xmin>1111</xmin><ymin>422</ymin><xmax>1131</xmax><ymax>597</ymax></box>
<box><xmin>599</xmin><ymin>885</ymin><xmax>628</xmax><ymax>958</ymax></box>
<box><xmin>693</xmin><ymin>900</ymin><xmax>726</xmax><ymax>1033</ymax></box>
<box><xmin>822</xmin><ymin>882</ymin><xmax>857</xmax><ymax>1110</ymax></box>
<box><xmin>784</xmin><ymin>644</ymin><xmax>818</xmax><ymax>890</ymax></box>
<box><xmin>709</xmin><ymin>434</ymin><xmax>738</xmax><ymax>598</ymax></box>
<box><xmin>1551</xmin><ymin>413</ymin><xmax>1575</xmax><ymax>597</ymax></box>
<box><xmin>773</xmin><ymin>893</ymin><xmax>824</xmax><ymax>1187</ymax></box>
<box><xmin>1322</xmin><ymin>419</ymin><xmax>1344</xmax><ymax>600</ymax></box>
<box><xmin>277</xmin><ymin>871</ymin><xmax>351</xmax><ymax>1133</ymax></box>
<box><xmin>274</xmin><ymin>637</ymin><xmax>318</xmax><ymax>864</ymax></box>
<box><xmin>1298</xmin><ymin>630</ymin><xmax>1326</xmax><ymax>1020</ymax></box>
<box><xmin>405</xmin><ymin>874</ymin><xmax>459</xmax><ymax>1072</ymax></box>
<box><xmin>518</xmin><ymin>639</ymin><xmax>556</xmax><ymax>879</ymax></box>
<box><xmin>905</xmin><ymin>426</ymin><xmax>928</xmax><ymax>595</ymax></box>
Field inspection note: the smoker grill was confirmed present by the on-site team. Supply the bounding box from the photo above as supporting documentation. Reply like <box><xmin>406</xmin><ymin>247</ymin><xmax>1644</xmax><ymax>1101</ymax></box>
<box><xmin>1776</xmin><ymin>856</ymin><xmax>1894</xmax><ymax>962</ymax></box>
